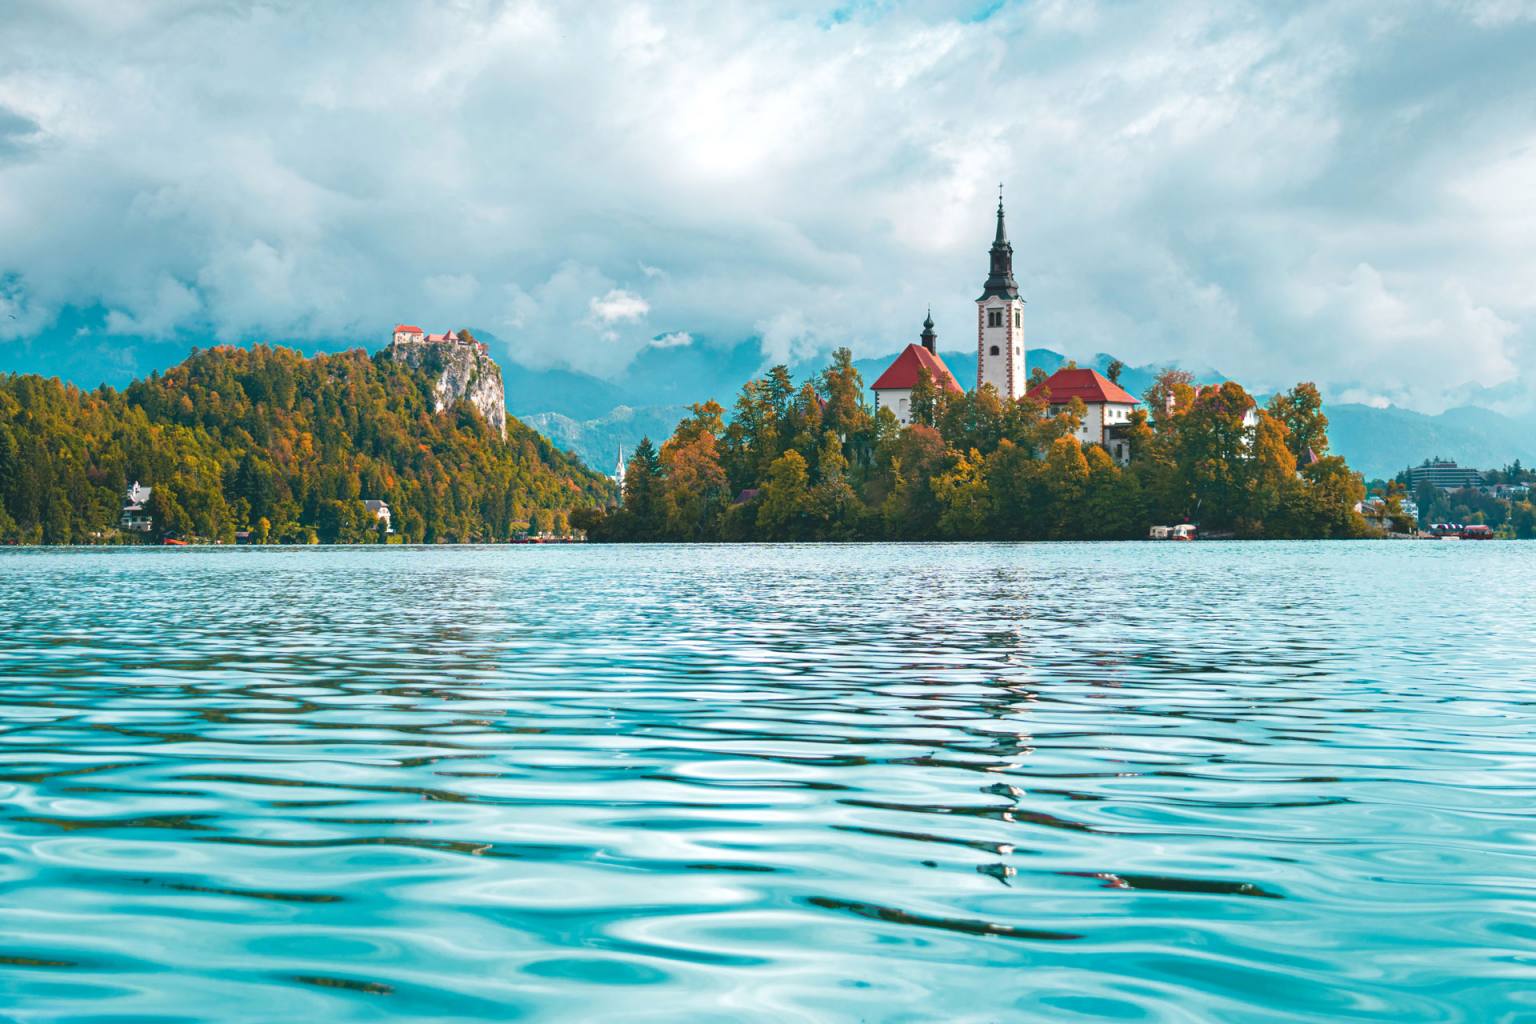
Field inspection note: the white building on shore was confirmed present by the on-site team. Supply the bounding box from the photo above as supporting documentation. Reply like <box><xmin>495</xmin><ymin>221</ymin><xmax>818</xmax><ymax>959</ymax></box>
<box><xmin>1027</xmin><ymin>368</ymin><xmax>1139</xmax><ymax>464</ymax></box>
<box><xmin>363</xmin><ymin>499</ymin><xmax>392</xmax><ymax>533</ymax></box>
<box><xmin>120</xmin><ymin>481</ymin><xmax>153</xmax><ymax>532</ymax></box>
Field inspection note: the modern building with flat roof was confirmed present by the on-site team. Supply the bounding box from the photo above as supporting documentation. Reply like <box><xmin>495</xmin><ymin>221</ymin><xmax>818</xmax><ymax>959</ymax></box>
<box><xmin>1404</xmin><ymin>460</ymin><xmax>1483</xmax><ymax>492</ymax></box>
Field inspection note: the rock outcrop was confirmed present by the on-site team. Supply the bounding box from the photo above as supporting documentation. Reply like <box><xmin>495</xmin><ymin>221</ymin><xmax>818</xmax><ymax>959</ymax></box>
<box><xmin>386</xmin><ymin>331</ymin><xmax>507</xmax><ymax>439</ymax></box>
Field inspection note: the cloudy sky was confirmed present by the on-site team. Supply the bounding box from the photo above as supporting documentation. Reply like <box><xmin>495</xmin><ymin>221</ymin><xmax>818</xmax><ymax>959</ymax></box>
<box><xmin>2</xmin><ymin>0</ymin><xmax>1534</xmax><ymax>412</ymax></box>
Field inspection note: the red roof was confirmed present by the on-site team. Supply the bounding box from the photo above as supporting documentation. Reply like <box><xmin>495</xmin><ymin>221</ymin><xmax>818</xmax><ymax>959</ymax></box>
<box><xmin>872</xmin><ymin>344</ymin><xmax>964</xmax><ymax>394</ymax></box>
<box><xmin>394</xmin><ymin>324</ymin><xmax>423</xmax><ymax>334</ymax></box>
<box><xmin>1026</xmin><ymin>367</ymin><xmax>1138</xmax><ymax>405</ymax></box>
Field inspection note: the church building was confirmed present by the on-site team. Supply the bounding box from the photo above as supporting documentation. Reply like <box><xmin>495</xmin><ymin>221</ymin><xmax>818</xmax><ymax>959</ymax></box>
<box><xmin>870</xmin><ymin>189</ymin><xmax>1139</xmax><ymax>464</ymax></box>
<box><xmin>976</xmin><ymin>190</ymin><xmax>1027</xmax><ymax>400</ymax></box>
<box><xmin>871</xmin><ymin>312</ymin><xmax>964</xmax><ymax>425</ymax></box>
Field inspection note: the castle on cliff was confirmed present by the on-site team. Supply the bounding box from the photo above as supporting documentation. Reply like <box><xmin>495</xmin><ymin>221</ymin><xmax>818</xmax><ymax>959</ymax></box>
<box><xmin>391</xmin><ymin>325</ymin><xmax>489</xmax><ymax>355</ymax></box>
<box><xmin>385</xmin><ymin>324</ymin><xmax>507</xmax><ymax>439</ymax></box>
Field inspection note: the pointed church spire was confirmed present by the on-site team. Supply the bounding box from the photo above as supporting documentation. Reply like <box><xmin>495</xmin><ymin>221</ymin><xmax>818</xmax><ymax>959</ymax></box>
<box><xmin>920</xmin><ymin>308</ymin><xmax>937</xmax><ymax>353</ymax></box>
<box><xmin>979</xmin><ymin>185</ymin><xmax>1020</xmax><ymax>301</ymax></box>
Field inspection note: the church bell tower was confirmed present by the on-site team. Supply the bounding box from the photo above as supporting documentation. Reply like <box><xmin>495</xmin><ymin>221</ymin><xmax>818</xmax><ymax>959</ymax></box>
<box><xmin>976</xmin><ymin>186</ymin><xmax>1026</xmax><ymax>400</ymax></box>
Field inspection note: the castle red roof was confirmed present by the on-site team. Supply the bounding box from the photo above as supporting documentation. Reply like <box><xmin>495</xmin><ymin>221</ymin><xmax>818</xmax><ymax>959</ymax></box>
<box><xmin>1027</xmin><ymin>367</ymin><xmax>1138</xmax><ymax>405</ymax></box>
<box><xmin>394</xmin><ymin>324</ymin><xmax>423</xmax><ymax>334</ymax></box>
<box><xmin>872</xmin><ymin>344</ymin><xmax>964</xmax><ymax>394</ymax></box>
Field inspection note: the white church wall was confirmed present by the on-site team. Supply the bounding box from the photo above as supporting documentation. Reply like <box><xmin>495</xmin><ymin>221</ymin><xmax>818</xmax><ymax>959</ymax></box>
<box><xmin>874</xmin><ymin>387</ymin><xmax>914</xmax><ymax>426</ymax></box>
<box><xmin>976</xmin><ymin>299</ymin><xmax>1025</xmax><ymax>400</ymax></box>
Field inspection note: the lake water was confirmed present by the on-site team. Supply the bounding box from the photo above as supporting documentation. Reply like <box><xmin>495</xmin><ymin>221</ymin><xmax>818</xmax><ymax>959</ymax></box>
<box><xmin>0</xmin><ymin>542</ymin><xmax>1532</xmax><ymax>1022</ymax></box>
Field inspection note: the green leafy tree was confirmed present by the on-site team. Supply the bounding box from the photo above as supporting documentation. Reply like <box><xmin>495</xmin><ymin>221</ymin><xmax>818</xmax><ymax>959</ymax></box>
<box><xmin>147</xmin><ymin>484</ymin><xmax>191</xmax><ymax>539</ymax></box>
<box><xmin>1266</xmin><ymin>383</ymin><xmax>1330</xmax><ymax>462</ymax></box>
<box><xmin>1144</xmin><ymin>368</ymin><xmax>1196</xmax><ymax>429</ymax></box>
<box><xmin>933</xmin><ymin>448</ymin><xmax>991</xmax><ymax>539</ymax></box>
<box><xmin>908</xmin><ymin>368</ymin><xmax>940</xmax><ymax>428</ymax></box>
<box><xmin>757</xmin><ymin>450</ymin><xmax>812</xmax><ymax>540</ymax></box>
<box><xmin>660</xmin><ymin>432</ymin><xmax>728</xmax><ymax>540</ymax></box>
<box><xmin>1040</xmin><ymin>437</ymin><xmax>1090</xmax><ymax>538</ymax></box>
<box><xmin>808</xmin><ymin>431</ymin><xmax>860</xmax><ymax>539</ymax></box>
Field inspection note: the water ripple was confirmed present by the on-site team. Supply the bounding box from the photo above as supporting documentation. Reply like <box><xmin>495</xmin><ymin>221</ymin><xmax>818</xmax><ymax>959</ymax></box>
<box><xmin>0</xmin><ymin>541</ymin><xmax>1533</xmax><ymax>1021</ymax></box>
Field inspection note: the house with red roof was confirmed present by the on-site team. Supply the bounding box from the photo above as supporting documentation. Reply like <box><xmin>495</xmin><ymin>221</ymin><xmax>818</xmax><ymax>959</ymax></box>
<box><xmin>871</xmin><ymin>312</ymin><xmax>965</xmax><ymax>425</ymax></box>
<box><xmin>391</xmin><ymin>324</ymin><xmax>488</xmax><ymax>355</ymax></box>
<box><xmin>1027</xmin><ymin>367</ymin><xmax>1139</xmax><ymax>464</ymax></box>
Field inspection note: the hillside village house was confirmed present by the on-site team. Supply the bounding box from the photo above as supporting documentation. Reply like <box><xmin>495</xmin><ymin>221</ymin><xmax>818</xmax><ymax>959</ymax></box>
<box><xmin>120</xmin><ymin>481</ymin><xmax>153</xmax><ymax>532</ymax></box>
<box><xmin>363</xmin><ymin>499</ymin><xmax>393</xmax><ymax>533</ymax></box>
<box><xmin>870</xmin><ymin>191</ymin><xmax>1141</xmax><ymax>463</ymax></box>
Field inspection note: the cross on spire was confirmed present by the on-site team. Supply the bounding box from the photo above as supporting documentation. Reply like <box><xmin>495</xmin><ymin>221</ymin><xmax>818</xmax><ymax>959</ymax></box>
<box><xmin>980</xmin><ymin>185</ymin><xmax>1018</xmax><ymax>300</ymax></box>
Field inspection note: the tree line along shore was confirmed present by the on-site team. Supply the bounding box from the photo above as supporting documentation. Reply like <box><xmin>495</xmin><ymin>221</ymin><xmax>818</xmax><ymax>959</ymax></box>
<box><xmin>577</xmin><ymin>350</ymin><xmax>1371</xmax><ymax>543</ymax></box>
<box><xmin>0</xmin><ymin>341</ymin><xmax>1371</xmax><ymax>547</ymax></box>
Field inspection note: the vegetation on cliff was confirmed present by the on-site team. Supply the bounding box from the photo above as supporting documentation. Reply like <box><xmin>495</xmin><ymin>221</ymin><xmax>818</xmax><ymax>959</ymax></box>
<box><xmin>578</xmin><ymin>350</ymin><xmax>1367</xmax><ymax>542</ymax></box>
<box><xmin>0</xmin><ymin>345</ymin><xmax>609</xmax><ymax>544</ymax></box>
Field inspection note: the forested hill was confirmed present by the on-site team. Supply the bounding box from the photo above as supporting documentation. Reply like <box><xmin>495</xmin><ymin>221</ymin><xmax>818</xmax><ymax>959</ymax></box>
<box><xmin>0</xmin><ymin>345</ymin><xmax>611</xmax><ymax>544</ymax></box>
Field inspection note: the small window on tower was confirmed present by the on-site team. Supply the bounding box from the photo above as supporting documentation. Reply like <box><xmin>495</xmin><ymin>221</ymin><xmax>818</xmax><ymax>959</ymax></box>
<box><xmin>987</xmin><ymin>309</ymin><xmax>1002</xmax><ymax>328</ymax></box>
<box><xmin>990</xmin><ymin>345</ymin><xmax>1000</xmax><ymax>356</ymax></box>
<box><xmin>1014</xmin><ymin>310</ymin><xmax>1021</xmax><ymax>328</ymax></box>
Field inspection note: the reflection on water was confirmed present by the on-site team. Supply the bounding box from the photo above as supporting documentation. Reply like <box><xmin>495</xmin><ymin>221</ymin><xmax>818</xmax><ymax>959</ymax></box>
<box><xmin>0</xmin><ymin>542</ymin><xmax>1533</xmax><ymax>1021</ymax></box>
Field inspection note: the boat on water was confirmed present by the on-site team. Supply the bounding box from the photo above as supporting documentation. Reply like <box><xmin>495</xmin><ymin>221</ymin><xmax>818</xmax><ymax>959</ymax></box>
<box><xmin>1423</xmin><ymin>523</ymin><xmax>1496</xmax><ymax>540</ymax></box>
<box><xmin>162</xmin><ymin>538</ymin><xmax>189</xmax><ymax>547</ymax></box>
<box><xmin>1149</xmin><ymin>524</ymin><xmax>1197</xmax><ymax>541</ymax></box>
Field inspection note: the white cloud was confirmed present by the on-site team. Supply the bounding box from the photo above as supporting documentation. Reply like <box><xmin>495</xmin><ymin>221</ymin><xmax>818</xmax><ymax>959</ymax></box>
<box><xmin>650</xmin><ymin>331</ymin><xmax>692</xmax><ymax>349</ymax></box>
<box><xmin>104</xmin><ymin>274</ymin><xmax>202</xmax><ymax>338</ymax></box>
<box><xmin>424</xmin><ymin>273</ymin><xmax>480</xmax><ymax>306</ymax></box>
<box><xmin>0</xmin><ymin>1</ymin><xmax>1532</xmax><ymax>411</ymax></box>
<box><xmin>588</xmin><ymin>289</ymin><xmax>650</xmax><ymax>324</ymax></box>
<box><xmin>1445</xmin><ymin>0</ymin><xmax>1536</xmax><ymax>27</ymax></box>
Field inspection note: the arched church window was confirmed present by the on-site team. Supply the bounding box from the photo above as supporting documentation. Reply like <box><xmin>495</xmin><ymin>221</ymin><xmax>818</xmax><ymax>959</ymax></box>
<box><xmin>987</xmin><ymin>309</ymin><xmax>1002</xmax><ymax>328</ymax></box>
<box><xmin>1014</xmin><ymin>310</ymin><xmax>1021</xmax><ymax>328</ymax></box>
<box><xmin>989</xmin><ymin>345</ymin><xmax>1000</xmax><ymax>356</ymax></box>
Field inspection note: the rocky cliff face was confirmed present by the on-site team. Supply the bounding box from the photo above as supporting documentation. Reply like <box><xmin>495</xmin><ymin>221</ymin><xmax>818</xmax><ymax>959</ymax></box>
<box><xmin>386</xmin><ymin>336</ymin><xmax>507</xmax><ymax>439</ymax></box>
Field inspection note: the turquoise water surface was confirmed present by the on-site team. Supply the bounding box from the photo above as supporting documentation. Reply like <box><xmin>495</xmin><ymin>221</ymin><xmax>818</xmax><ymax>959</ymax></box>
<box><xmin>0</xmin><ymin>542</ymin><xmax>1532</xmax><ymax>1022</ymax></box>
